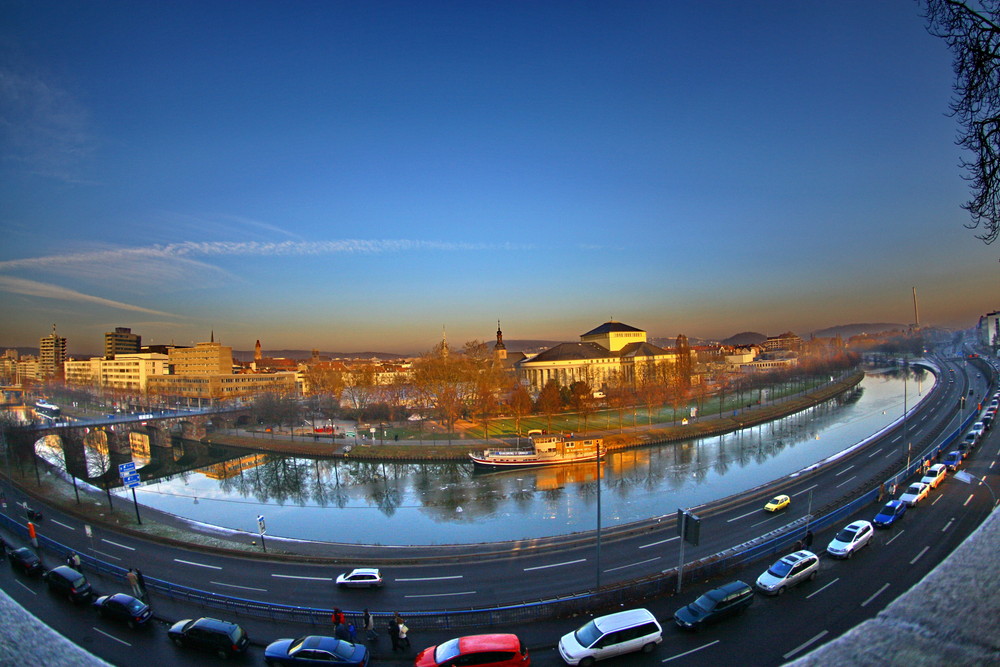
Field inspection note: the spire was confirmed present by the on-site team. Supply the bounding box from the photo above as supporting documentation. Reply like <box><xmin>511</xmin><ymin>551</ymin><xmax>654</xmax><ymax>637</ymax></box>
<box><xmin>441</xmin><ymin>326</ymin><xmax>449</xmax><ymax>357</ymax></box>
<box><xmin>211</xmin><ymin>330</ymin><xmax>215</xmax><ymax>343</ymax></box>
<box><xmin>494</xmin><ymin>319</ymin><xmax>506</xmax><ymax>350</ymax></box>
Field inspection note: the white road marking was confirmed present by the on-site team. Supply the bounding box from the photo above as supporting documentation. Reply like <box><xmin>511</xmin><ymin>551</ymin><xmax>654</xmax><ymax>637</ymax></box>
<box><xmin>835</xmin><ymin>465</ymin><xmax>855</xmax><ymax>477</ymax></box>
<box><xmin>750</xmin><ymin>515</ymin><xmax>780</xmax><ymax>529</ymax></box>
<box><xmin>524</xmin><ymin>559</ymin><xmax>586</xmax><ymax>572</ymax></box>
<box><xmin>885</xmin><ymin>529</ymin><xmax>905</xmax><ymax>545</ymax></box>
<box><xmin>783</xmin><ymin>630</ymin><xmax>829</xmax><ymax>660</ymax></box>
<box><xmin>101</xmin><ymin>538</ymin><xmax>135</xmax><ymax>551</ymax></box>
<box><xmin>50</xmin><ymin>519</ymin><xmax>75</xmax><ymax>530</ymax></box>
<box><xmin>835</xmin><ymin>475</ymin><xmax>857</xmax><ymax>489</ymax></box>
<box><xmin>395</xmin><ymin>575</ymin><xmax>463</xmax><ymax>582</ymax></box>
<box><xmin>174</xmin><ymin>558</ymin><xmax>222</xmax><ymax>570</ymax></box>
<box><xmin>805</xmin><ymin>577</ymin><xmax>839</xmax><ymax>599</ymax></box>
<box><xmin>91</xmin><ymin>549</ymin><xmax>121</xmax><ymax>561</ymax></box>
<box><xmin>941</xmin><ymin>519</ymin><xmax>954</xmax><ymax>532</ymax></box>
<box><xmin>791</xmin><ymin>484</ymin><xmax>818</xmax><ymax>497</ymax></box>
<box><xmin>404</xmin><ymin>590</ymin><xmax>477</xmax><ymax>598</ymax></box>
<box><xmin>15</xmin><ymin>580</ymin><xmax>36</xmax><ymax>595</ymax></box>
<box><xmin>861</xmin><ymin>583</ymin><xmax>890</xmax><ymax>608</ymax></box>
<box><xmin>272</xmin><ymin>574</ymin><xmax>332</xmax><ymax>581</ymax></box>
<box><xmin>93</xmin><ymin>627</ymin><xmax>131</xmax><ymax>646</ymax></box>
<box><xmin>639</xmin><ymin>536</ymin><xmax>679</xmax><ymax>549</ymax></box>
<box><xmin>964</xmin><ymin>494</ymin><xmax>975</xmax><ymax>507</ymax></box>
<box><xmin>910</xmin><ymin>546</ymin><xmax>930</xmax><ymax>565</ymax></box>
<box><xmin>727</xmin><ymin>508</ymin><xmax>760</xmax><ymax>523</ymax></box>
<box><xmin>932</xmin><ymin>494</ymin><xmax>944</xmax><ymax>505</ymax></box>
<box><xmin>210</xmin><ymin>581</ymin><xmax>268</xmax><ymax>592</ymax></box>
<box><xmin>604</xmin><ymin>557</ymin><xmax>661</xmax><ymax>573</ymax></box>
<box><xmin>867</xmin><ymin>448</ymin><xmax>884</xmax><ymax>458</ymax></box>
<box><xmin>662</xmin><ymin>639</ymin><xmax>720</xmax><ymax>663</ymax></box>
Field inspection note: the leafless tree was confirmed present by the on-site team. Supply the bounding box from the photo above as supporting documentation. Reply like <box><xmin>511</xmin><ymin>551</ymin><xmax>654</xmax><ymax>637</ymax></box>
<box><xmin>923</xmin><ymin>0</ymin><xmax>1000</xmax><ymax>243</ymax></box>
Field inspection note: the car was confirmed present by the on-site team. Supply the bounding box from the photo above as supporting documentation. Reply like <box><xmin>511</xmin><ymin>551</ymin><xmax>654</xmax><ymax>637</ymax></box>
<box><xmin>763</xmin><ymin>495</ymin><xmax>791</xmax><ymax>512</ymax></box>
<box><xmin>167</xmin><ymin>616</ymin><xmax>250</xmax><ymax>659</ymax></box>
<box><xmin>873</xmin><ymin>499</ymin><xmax>907</xmax><ymax>528</ymax></box>
<box><xmin>755</xmin><ymin>550</ymin><xmax>819</xmax><ymax>595</ymax></box>
<box><xmin>673</xmin><ymin>580</ymin><xmax>754</xmax><ymax>630</ymax></box>
<box><xmin>921</xmin><ymin>463</ymin><xmax>948</xmax><ymax>489</ymax></box>
<box><xmin>826</xmin><ymin>520</ymin><xmax>874</xmax><ymax>558</ymax></box>
<box><xmin>416</xmin><ymin>633</ymin><xmax>529</xmax><ymax>667</ymax></box>
<box><xmin>336</xmin><ymin>568</ymin><xmax>383</xmax><ymax>588</ymax></box>
<box><xmin>942</xmin><ymin>451</ymin><xmax>963</xmax><ymax>472</ymax></box>
<box><xmin>265</xmin><ymin>635</ymin><xmax>370</xmax><ymax>666</ymax></box>
<box><xmin>558</xmin><ymin>608</ymin><xmax>662</xmax><ymax>665</ymax></box>
<box><xmin>900</xmin><ymin>482</ymin><xmax>930</xmax><ymax>507</ymax></box>
<box><xmin>969</xmin><ymin>421</ymin><xmax>985</xmax><ymax>438</ymax></box>
<box><xmin>7</xmin><ymin>547</ymin><xmax>43</xmax><ymax>576</ymax></box>
<box><xmin>42</xmin><ymin>565</ymin><xmax>92</xmax><ymax>602</ymax></box>
<box><xmin>92</xmin><ymin>592</ymin><xmax>152</xmax><ymax>629</ymax></box>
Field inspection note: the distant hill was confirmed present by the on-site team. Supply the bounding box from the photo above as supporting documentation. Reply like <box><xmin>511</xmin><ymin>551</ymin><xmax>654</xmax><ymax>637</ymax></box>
<box><xmin>721</xmin><ymin>332</ymin><xmax>767</xmax><ymax>346</ymax></box>
<box><xmin>810</xmin><ymin>323</ymin><xmax>906</xmax><ymax>339</ymax></box>
<box><xmin>234</xmin><ymin>349</ymin><xmax>407</xmax><ymax>361</ymax></box>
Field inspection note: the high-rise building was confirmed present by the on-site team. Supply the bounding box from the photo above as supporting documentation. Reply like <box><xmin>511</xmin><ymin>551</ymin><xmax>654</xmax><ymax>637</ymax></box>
<box><xmin>39</xmin><ymin>325</ymin><xmax>66</xmax><ymax>379</ymax></box>
<box><xmin>105</xmin><ymin>327</ymin><xmax>141</xmax><ymax>359</ymax></box>
<box><xmin>168</xmin><ymin>341</ymin><xmax>234</xmax><ymax>376</ymax></box>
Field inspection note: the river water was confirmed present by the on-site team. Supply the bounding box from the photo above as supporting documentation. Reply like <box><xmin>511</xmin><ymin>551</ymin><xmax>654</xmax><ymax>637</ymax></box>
<box><xmin>113</xmin><ymin>373</ymin><xmax>927</xmax><ymax>545</ymax></box>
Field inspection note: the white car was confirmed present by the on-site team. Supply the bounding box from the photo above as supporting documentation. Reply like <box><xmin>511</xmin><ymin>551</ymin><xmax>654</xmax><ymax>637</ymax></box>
<box><xmin>558</xmin><ymin>608</ymin><xmax>662</xmax><ymax>665</ymax></box>
<box><xmin>755</xmin><ymin>550</ymin><xmax>819</xmax><ymax>596</ymax></box>
<box><xmin>969</xmin><ymin>422</ymin><xmax>985</xmax><ymax>439</ymax></box>
<box><xmin>335</xmin><ymin>568</ymin><xmax>383</xmax><ymax>588</ymax></box>
<box><xmin>920</xmin><ymin>463</ymin><xmax>948</xmax><ymax>489</ymax></box>
<box><xmin>826</xmin><ymin>520</ymin><xmax>874</xmax><ymax>559</ymax></box>
<box><xmin>900</xmin><ymin>482</ymin><xmax>929</xmax><ymax>507</ymax></box>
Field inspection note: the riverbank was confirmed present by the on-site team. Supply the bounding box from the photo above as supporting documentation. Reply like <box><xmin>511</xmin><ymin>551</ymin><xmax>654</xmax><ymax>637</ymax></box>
<box><xmin>206</xmin><ymin>370</ymin><xmax>865</xmax><ymax>460</ymax></box>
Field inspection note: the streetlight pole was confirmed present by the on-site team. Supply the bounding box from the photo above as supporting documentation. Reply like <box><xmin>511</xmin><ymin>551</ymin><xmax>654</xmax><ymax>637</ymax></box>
<box><xmin>595</xmin><ymin>447</ymin><xmax>602</xmax><ymax>590</ymax></box>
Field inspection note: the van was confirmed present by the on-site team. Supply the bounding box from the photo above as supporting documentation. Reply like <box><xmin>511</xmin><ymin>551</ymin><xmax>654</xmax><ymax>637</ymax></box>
<box><xmin>558</xmin><ymin>607</ymin><xmax>662</xmax><ymax>665</ymax></box>
<box><xmin>674</xmin><ymin>580</ymin><xmax>754</xmax><ymax>629</ymax></box>
<box><xmin>921</xmin><ymin>463</ymin><xmax>948</xmax><ymax>489</ymax></box>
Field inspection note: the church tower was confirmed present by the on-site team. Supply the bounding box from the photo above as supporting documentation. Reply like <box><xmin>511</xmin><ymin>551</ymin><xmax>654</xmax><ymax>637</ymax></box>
<box><xmin>254</xmin><ymin>339</ymin><xmax>262</xmax><ymax>362</ymax></box>
<box><xmin>494</xmin><ymin>320</ymin><xmax>507</xmax><ymax>361</ymax></box>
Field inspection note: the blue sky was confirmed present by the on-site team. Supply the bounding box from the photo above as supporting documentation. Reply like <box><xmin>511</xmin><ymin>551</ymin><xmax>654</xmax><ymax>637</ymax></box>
<box><xmin>1</xmin><ymin>1</ymin><xmax>996</xmax><ymax>355</ymax></box>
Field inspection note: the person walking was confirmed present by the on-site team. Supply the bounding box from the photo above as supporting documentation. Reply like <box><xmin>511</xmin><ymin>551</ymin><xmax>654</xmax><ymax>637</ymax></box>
<box><xmin>126</xmin><ymin>569</ymin><xmax>142</xmax><ymax>598</ymax></box>
<box><xmin>363</xmin><ymin>608</ymin><xmax>376</xmax><ymax>642</ymax></box>
<box><xmin>135</xmin><ymin>569</ymin><xmax>147</xmax><ymax>600</ymax></box>
<box><xmin>67</xmin><ymin>552</ymin><xmax>81</xmax><ymax>570</ymax></box>
<box><xmin>331</xmin><ymin>607</ymin><xmax>346</xmax><ymax>627</ymax></box>
<box><xmin>804</xmin><ymin>530</ymin><xmax>814</xmax><ymax>548</ymax></box>
<box><xmin>394</xmin><ymin>612</ymin><xmax>410</xmax><ymax>650</ymax></box>
<box><xmin>387</xmin><ymin>616</ymin><xmax>401</xmax><ymax>652</ymax></box>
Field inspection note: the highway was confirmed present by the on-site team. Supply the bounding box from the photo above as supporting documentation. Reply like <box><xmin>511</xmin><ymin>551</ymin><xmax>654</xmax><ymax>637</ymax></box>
<box><xmin>1</xmin><ymin>353</ymin><xmax>997</xmax><ymax>665</ymax></box>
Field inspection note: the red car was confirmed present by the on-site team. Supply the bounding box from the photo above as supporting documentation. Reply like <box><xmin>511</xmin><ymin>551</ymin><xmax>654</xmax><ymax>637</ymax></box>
<box><xmin>415</xmin><ymin>633</ymin><xmax>530</xmax><ymax>667</ymax></box>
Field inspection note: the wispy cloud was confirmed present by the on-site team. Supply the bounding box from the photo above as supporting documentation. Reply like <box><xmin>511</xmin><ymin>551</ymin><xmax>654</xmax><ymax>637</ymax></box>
<box><xmin>0</xmin><ymin>276</ymin><xmax>177</xmax><ymax>316</ymax></box>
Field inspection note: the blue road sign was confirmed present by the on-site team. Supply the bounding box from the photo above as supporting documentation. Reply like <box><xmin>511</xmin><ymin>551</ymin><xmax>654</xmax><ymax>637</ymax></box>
<box><xmin>121</xmin><ymin>473</ymin><xmax>140</xmax><ymax>486</ymax></box>
<box><xmin>118</xmin><ymin>462</ymin><xmax>136</xmax><ymax>474</ymax></box>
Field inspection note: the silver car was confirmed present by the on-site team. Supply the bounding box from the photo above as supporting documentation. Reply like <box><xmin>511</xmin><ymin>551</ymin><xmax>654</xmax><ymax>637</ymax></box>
<box><xmin>755</xmin><ymin>550</ymin><xmax>819</xmax><ymax>595</ymax></box>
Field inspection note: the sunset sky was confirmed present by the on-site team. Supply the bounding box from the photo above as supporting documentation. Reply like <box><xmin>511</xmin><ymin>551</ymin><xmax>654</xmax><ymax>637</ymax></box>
<box><xmin>1</xmin><ymin>1</ymin><xmax>997</xmax><ymax>355</ymax></box>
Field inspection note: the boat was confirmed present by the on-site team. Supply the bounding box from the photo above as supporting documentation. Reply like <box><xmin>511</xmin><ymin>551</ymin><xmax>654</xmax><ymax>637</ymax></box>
<box><xmin>34</xmin><ymin>399</ymin><xmax>61</xmax><ymax>420</ymax></box>
<box><xmin>469</xmin><ymin>433</ymin><xmax>604</xmax><ymax>468</ymax></box>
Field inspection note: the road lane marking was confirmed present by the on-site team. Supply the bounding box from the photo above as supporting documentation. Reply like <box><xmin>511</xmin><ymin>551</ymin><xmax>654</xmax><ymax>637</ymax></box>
<box><xmin>942</xmin><ymin>519</ymin><xmax>954</xmax><ymax>532</ymax></box>
<box><xmin>727</xmin><ymin>508</ymin><xmax>760</xmax><ymax>523</ymax></box>
<box><xmin>639</xmin><ymin>536</ymin><xmax>679</xmax><ymax>549</ymax></box>
<box><xmin>15</xmin><ymin>580</ymin><xmax>36</xmax><ymax>595</ymax></box>
<box><xmin>662</xmin><ymin>639</ymin><xmax>720</xmax><ymax>663</ymax></box>
<box><xmin>963</xmin><ymin>494</ymin><xmax>975</xmax><ymax>506</ymax></box>
<box><xmin>932</xmin><ymin>494</ymin><xmax>944</xmax><ymax>505</ymax></box>
<box><xmin>791</xmin><ymin>484</ymin><xmax>818</xmax><ymax>497</ymax></box>
<box><xmin>174</xmin><ymin>558</ymin><xmax>222</xmax><ymax>570</ymax></box>
<box><xmin>783</xmin><ymin>630</ymin><xmax>829</xmax><ymax>660</ymax></box>
<box><xmin>91</xmin><ymin>549</ymin><xmax>122</xmax><ymax>561</ymax></box>
<box><xmin>93</xmin><ymin>627</ymin><xmax>131</xmax><ymax>646</ymax></box>
<box><xmin>910</xmin><ymin>546</ymin><xmax>929</xmax><ymax>565</ymax></box>
<box><xmin>861</xmin><ymin>583</ymin><xmax>890</xmax><ymax>608</ymax></box>
<box><xmin>101</xmin><ymin>538</ymin><xmax>135</xmax><ymax>551</ymax></box>
<box><xmin>750</xmin><ymin>515</ymin><xmax>780</xmax><ymax>529</ymax></box>
<box><xmin>835</xmin><ymin>465</ymin><xmax>855</xmax><ymax>476</ymax></box>
<box><xmin>805</xmin><ymin>577</ymin><xmax>839</xmax><ymax>599</ymax></box>
<box><xmin>886</xmin><ymin>529</ymin><xmax>905</xmax><ymax>545</ymax></box>
<box><xmin>272</xmin><ymin>574</ymin><xmax>332</xmax><ymax>581</ymax></box>
<box><xmin>404</xmin><ymin>590</ymin><xmax>476</xmax><ymax>598</ymax></box>
<box><xmin>604</xmin><ymin>557</ymin><xmax>660</xmax><ymax>573</ymax></box>
<box><xmin>835</xmin><ymin>475</ymin><xmax>857</xmax><ymax>489</ymax></box>
<box><xmin>867</xmin><ymin>448</ymin><xmax>884</xmax><ymax>458</ymax></box>
<box><xmin>50</xmin><ymin>519</ymin><xmax>75</xmax><ymax>530</ymax></box>
<box><xmin>395</xmin><ymin>575</ymin><xmax>463</xmax><ymax>582</ymax></box>
<box><xmin>524</xmin><ymin>558</ymin><xmax>586</xmax><ymax>572</ymax></box>
<box><xmin>211</xmin><ymin>581</ymin><xmax>267</xmax><ymax>592</ymax></box>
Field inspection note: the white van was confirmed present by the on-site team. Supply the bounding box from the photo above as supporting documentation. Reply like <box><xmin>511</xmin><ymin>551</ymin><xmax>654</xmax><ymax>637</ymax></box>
<box><xmin>558</xmin><ymin>607</ymin><xmax>662</xmax><ymax>665</ymax></box>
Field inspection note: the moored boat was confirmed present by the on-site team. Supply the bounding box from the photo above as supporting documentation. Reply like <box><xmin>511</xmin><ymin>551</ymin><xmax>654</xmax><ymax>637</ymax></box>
<box><xmin>469</xmin><ymin>433</ymin><xmax>604</xmax><ymax>468</ymax></box>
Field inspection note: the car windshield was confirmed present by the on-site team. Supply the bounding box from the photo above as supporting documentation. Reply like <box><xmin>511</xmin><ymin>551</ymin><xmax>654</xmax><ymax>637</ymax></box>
<box><xmin>769</xmin><ymin>497</ymin><xmax>782</xmax><ymax>505</ymax></box>
<box><xmin>880</xmin><ymin>504</ymin><xmax>894</xmax><ymax>514</ymax></box>
<box><xmin>835</xmin><ymin>528</ymin><xmax>857</xmax><ymax>542</ymax></box>
<box><xmin>435</xmin><ymin>638</ymin><xmax>462</xmax><ymax>663</ymax></box>
<box><xmin>907</xmin><ymin>485</ymin><xmax>921</xmax><ymax>494</ymax></box>
<box><xmin>125</xmin><ymin>598</ymin><xmax>145</xmax><ymax>613</ymax></box>
<box><xmin>767</xmin><ymin>560</ymin><xmax>793</xmax><ymax>577</ymax></box>
<box><xmin>691</xmin><ymin>594</ymin><xmax>718</xmax><ymax>612</ymax></box>
<box><xmin>574</xmin><ymin>620</ymin><xmax>603</xmax><ymax>648</ymax></box>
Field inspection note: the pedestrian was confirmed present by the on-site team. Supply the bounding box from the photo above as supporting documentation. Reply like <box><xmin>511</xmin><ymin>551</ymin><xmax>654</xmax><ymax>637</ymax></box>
<box><xmin>67</xmin><ymin>552</ymin><xmax>81</xmax><ymax>570</ymax></box>
<box><xmin>135</xmin><ymin>568</ymin><xmax>147</xmax><ymax>600</ymax></box>
<box><xmin>126</xmin><ymin>569</ymin><xmax>142</xmax><ymax>598</ymax></box>
<box><xmin>387</xmin><ymin>616</ymin><xmax>401</xmax><ymax>652</ymax></box>
<box><xmin>363</xmin><ymin>608</ymin><xmax>376</xmax><ymax>642</ymax></box>
<box><xmin>331</xmin><ymin>607</ymin><xmax>345</xmax><ymax>627</ymax></box>
<box><xmin>335</xmin><ymin>621</ymin><xmax>351</xmax><ymax>641</ymax></box>
<box><xmin>394</xmin><ymin>612</ymin><xmax>410</xmax><ymax>650</ymax></box>
<box><xmin>804</xmin><ymin>530</ymin><xmax>814</xmax><ymax>548</ymax></box>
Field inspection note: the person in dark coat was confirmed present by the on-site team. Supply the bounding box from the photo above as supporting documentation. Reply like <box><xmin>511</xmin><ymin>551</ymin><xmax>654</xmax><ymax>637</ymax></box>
<box><xmin>135</xmin><ymin>569</ymin><xmax>147</xmax><ymax>600</ymax></box>
<box><xmin>387</xmin><ymin>617</ymin><xmax>401</xmax><ymax>651</ymax></box>
<box><xmin>335</xmin><ymin>622</ymin><xmax>351</xmax><ymax>641</ymax></box>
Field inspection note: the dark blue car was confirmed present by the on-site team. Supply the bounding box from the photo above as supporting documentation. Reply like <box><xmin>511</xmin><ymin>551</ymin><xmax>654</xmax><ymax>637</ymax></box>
<box><xmin>265</xmin><ymin>635</ymin><xmax>369</xmax><ymax>666</ymax></box>
<box><xmin>873</xmin><ymin>499</ymin><xmax>907</xmax><ymax>528</ymax></box>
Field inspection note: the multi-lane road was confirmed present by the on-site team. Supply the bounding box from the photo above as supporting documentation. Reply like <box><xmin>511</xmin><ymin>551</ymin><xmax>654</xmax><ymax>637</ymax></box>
<box><xmin>1</xmin><ymin>353</ymin><xmax>997</xmax><ymax>666</ymax></box>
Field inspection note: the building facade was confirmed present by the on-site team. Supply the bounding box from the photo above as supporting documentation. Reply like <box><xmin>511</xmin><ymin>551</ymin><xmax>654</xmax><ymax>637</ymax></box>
<box><xmin>168</xmin><ymin>341</ymin><xmax>234</xmax><ymax>375</ymax></box>
<box><xmin>64</xmin><ymin>354</ymin><xmax>170</xmax><ymax>393</ymax></box>
<box><xmin>978</xmin><ymin>311</ymin><xmax>1000</xmax><ymax>350</ymax></box>
<box><xmin>39</xmin><ymin>328</ymin><xmax>67</xmax><ymax>379</ymax></box>
<box><xmin>104</xmin><ymin>327</ymin><xmax>141</xmax><ymax>359</ymax></box>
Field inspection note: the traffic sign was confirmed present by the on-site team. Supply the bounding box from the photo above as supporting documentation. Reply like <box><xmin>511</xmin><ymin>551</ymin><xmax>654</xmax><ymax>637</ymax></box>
<box><xmin>118</xmin><ymin>461</ymin><xmax>136</xmax><ymax>474</ymax></box>
<box><xmin>257</xmin><ymin>514</ymin><xmax>266</xmax><ymax>535</ymax></box>
<box><xmin>121</xmin><ymin>473</ymin><xmax>140</xmax><ymax>486</ymax></box>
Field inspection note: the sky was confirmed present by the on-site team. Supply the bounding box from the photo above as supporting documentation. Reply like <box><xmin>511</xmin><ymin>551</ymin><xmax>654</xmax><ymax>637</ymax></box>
<box><xmin>1</xmin><ymin>1</ymin><xmax>997</xmax><ymax>356</ymax></box>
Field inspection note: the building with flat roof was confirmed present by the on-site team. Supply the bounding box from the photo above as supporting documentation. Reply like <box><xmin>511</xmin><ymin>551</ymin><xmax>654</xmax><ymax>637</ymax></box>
<box><xmin>104</xmin><ymin>327</ymin><xmax>141</xmax><ymax>359</ymax></box>
<box><xmin>39</xmin><ymin>327</ymin><xmax>66</xmax><ymax>379</ymax></box>
<box><xmin>168</xmin><ymin>341</ymin><xmax>234</xmax><ymax>375</ymax></box>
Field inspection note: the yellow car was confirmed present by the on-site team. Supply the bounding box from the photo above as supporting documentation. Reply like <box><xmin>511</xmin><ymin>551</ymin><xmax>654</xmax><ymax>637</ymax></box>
<box><xmin>764</xmin><ymin>495</ymin><xmax>791</xmax><ymax>512</ymax></box>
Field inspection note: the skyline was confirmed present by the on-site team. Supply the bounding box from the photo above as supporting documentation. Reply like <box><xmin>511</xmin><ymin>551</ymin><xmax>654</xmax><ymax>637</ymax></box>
<box><xmin>2</xmin><ymin>1</ymin><xmax>998</xmax><ymax>355</ymax></box>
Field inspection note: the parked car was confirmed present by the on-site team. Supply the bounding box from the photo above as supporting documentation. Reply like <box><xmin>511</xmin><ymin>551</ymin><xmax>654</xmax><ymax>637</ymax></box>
<box><xmin>969</xmin><ymin>422</ymin><xmax>985</xmax><ymax>439</ymax></box>
<box><xmin>900</xmin><ymin>482</ymin><xmax>930</xmax><ymax>507</ymax></box>
<box><xmin>826</xmin><ymin>520</ymin><xmax>874</xmax><ymax>559</ymax></box>
<box><xmin>873</xmin><ymin>499</ymin><xmax>907</xmax><ymax>528</ymax></box>
<box><xmin>558</xmin><ymin>608</ymin><xmax>662</xmax><ymax>665</ymax></box>
<box><xmin>335</xmin><ymin>568</ymin><xmax>383</xmax><ymax>588</ymax></box>
<box><xmin>673</xmin><ymin>580</ymin><xmax>754</xmax><ymax>630</ymax></box>
<box><xmin>921</xmin><ymin>463</ymin><xmax>948</xmax><ymax>489</ymax></box>
<box><xmin>755</xmin><ymin>550</ymin><xmax>819</xmax><ymax>595</ymax></box>
<box><xmin>416</xmin><ymin>633</ymin><xmax>529</xmax><ymax>667</ymax></box>
<box><xmin>92</xmin><ymin>592</ymin><xmax>152</xmax><ymax>629</ymax></box>
<box><xmin>942</xmin><ymin>451</ymin><xmax>963</xmax><ymax>472</ymax></box>
<box><xmin>167</xmin><ymin>617</ymin><xmax>250</xmax><ymax>659</ymax></box>
<box><xmin>265</xmin><ymin>635</ymin><xmax>370</xmax><ymax>666</ymax></box>
<box><xmin>42</xmin><ymin>565</ymin><xmax>92</xmax><ymax>602</ymax></box>
<box><xmin>763</xmin><ymin>495</ymin><xmax>790</xmax><ymax>512</ymax></box>
<box><xmin>7</xmin><ymin>547</ymin><xmax>43</xmax><ymax>576</ymax></box>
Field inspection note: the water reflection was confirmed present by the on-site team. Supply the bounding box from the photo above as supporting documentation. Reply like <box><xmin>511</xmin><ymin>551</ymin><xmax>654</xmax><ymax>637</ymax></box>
<box><xmin>84</xmin><ymin>374</ymin><xmax>924</xmax><ymax>544</ymax></box>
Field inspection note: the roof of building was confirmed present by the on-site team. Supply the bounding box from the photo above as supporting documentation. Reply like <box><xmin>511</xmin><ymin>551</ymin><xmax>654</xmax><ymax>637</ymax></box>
<box><xmin>524</xmin><ymin>342</ymin><xmax>615</xmax><ymax>363</ymax></box>
<box><xmin>618</xmin><ymin>341</ymin><xmax>670</xmax><ymax>358</ymax></box>
<box><xmin>581</xmin><ymin>321</ymin><xmax>645</xmax><ymax>337</ymax></box>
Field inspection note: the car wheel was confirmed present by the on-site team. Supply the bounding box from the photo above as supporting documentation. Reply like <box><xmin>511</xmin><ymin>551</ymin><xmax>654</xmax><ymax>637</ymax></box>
<box><xmin>809</xmin><ymin>570</ymin><xmax>817</xmax><ymax>581</ymax></box>
<box><xmin>217</xmin><ymin>649</ymin><xmax>229</xmax><ymax>660</ymax></box>
<box><xmin>127</xmin><ymin>620</ymin><xmax>136</xmax><ymax>629</ymax></box>
<box><xmin>172</xmin><ymin>637</ymin><xmax>184</xmax><ymax>648</ymax></box>
<box><xmin>847</xmin><ymin>550</ymin><xmax>853</xmax><ymax>559</ymax></box>
<box><xmin>642</xmin><ymin>642</ymin><xmax>657</xmax><ymax>654</ymax></box>
<box><xmin>777</xmin><ymin>586</ymin><xmax>785</xmax><ymax>596</ymax></box>
<box><xmin>579</xmin><ymin>658</ymin><xmax>595</xmax><ymax>667</ymax></box>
